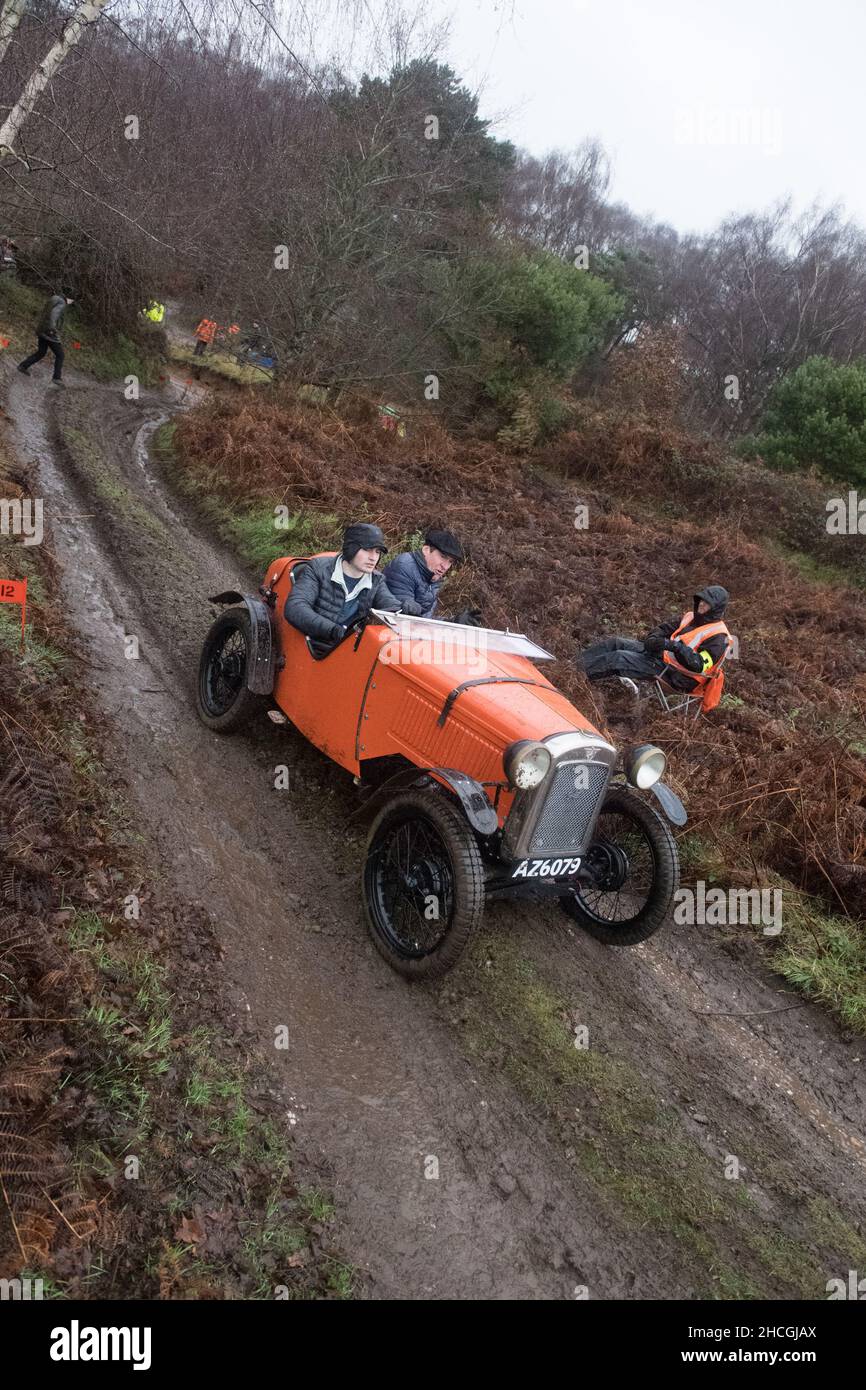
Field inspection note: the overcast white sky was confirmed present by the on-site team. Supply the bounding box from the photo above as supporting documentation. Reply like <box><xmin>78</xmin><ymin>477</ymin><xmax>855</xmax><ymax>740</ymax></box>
<box><xmin>429</xmin><ymin>0</ymin><xmax>866</xmax><ymax>234</ymax></box>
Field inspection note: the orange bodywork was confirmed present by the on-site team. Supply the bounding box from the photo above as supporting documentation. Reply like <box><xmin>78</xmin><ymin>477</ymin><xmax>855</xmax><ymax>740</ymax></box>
<box><xmin>266</xmin><ymin>556</ymin><xmax>602</xmax><ymax>830</ymax></box>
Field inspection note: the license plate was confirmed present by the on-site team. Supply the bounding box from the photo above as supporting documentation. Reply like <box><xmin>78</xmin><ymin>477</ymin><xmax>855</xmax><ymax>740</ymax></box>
<box><xmin>511</xmin><ymin>856</ymin><xmax>581</xmax><ymax>880</ymax></box>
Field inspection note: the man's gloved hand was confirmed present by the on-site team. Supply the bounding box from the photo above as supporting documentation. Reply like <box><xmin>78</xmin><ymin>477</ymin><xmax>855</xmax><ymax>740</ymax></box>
<box><xmin>329</xmin><ymin>622</ymin><xmax>347</xmax><ymax>643</ymax></box>
<box><xmin>643</xmin><ymin>632</ymin><xmax>665</xmax><ymax>656</ymax></box>
<box><xmin>664</xmin><ymin>638</ymin><xmax>703</xmax><ymax>671</ymax></box>
<box><xmin>453</xmin><ymin>607</ymin><xmax>483</xmax><ymax>627</ymax></box>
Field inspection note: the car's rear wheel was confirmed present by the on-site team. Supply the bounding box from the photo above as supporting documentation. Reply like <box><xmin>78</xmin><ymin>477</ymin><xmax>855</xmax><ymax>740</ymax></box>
<box><xmin>560</xmin><ymin>787</ymin><xmax>678</xmax><ymax>945</ymax></box>
<box><xmin>196</xmin><ymin>608</ymin><xmax>258</xmax><ymax>733</ymax></box>
<box><xmin>363</xmin><ymin>790</ymin><xmax>485</xmax><ymax>980</ymax></box>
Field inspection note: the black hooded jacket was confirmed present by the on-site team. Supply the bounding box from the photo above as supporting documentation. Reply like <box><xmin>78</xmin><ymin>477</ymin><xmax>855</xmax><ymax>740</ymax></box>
<box><xmin>646</xmin><ymin>585</ymin><xmax>730</xmax><ymax>689</ymax></box>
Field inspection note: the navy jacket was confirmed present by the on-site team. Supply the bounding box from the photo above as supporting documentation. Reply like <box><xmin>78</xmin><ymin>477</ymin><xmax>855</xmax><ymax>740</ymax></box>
<box><xmin>382</xmin><ymin>550</ymin><xmax>441</xmax><ymax>618</ymax></box>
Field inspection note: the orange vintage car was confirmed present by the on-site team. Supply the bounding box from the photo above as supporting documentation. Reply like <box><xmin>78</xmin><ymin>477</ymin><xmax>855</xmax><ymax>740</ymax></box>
<box><xmin>195</xmin><ymin>555</ymin><xmax>686</xmax><ymax>978</ymax></box>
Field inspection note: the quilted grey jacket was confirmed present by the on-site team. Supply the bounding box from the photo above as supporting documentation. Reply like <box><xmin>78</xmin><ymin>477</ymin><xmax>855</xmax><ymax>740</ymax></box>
<box><xmin>284</xmin><ymin>553</ymin><xmax>423</xmax><ymax>653</ymax></box>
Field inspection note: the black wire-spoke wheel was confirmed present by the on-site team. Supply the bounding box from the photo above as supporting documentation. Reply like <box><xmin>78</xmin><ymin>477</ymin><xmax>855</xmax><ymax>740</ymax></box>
<box><xmin>560</xmin><ymin>787</ymin><xmax>678</xmax><ymax>945</ymax></box>
<box><xmin>363</xmin><ymin>790</ymin><xmax>485</xmax><ymax>980</ymax></box>
<box><xmin>196</xmin><ymin>608</ymin><xmax>258</xmax><ymax>732</ymax></box>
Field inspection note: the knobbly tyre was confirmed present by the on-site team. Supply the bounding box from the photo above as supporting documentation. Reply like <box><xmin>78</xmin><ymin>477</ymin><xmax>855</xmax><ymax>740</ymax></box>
<box><xmin>195</xmin><ymin>555</ymin><xmax>687</xmax><ymax>979</ymax></box>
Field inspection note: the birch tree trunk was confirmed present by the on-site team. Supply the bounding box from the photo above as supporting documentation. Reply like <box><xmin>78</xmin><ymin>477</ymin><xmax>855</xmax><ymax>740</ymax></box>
<box><xmin>0</xmin><ymin>0</ymin><xmax>111</xmax><ymax>163</ymax></box>
<box><xmin>0</xmin><ymin>0</ymin><xmax>28</xmax><ymax>67</ymax></box>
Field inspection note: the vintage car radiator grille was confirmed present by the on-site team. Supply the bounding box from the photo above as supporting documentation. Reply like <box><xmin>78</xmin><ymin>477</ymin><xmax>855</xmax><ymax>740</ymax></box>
<box><xmin>530</xmin><ymin>760</ymin><xmax>610</xmax><ymax>852</ymax></box>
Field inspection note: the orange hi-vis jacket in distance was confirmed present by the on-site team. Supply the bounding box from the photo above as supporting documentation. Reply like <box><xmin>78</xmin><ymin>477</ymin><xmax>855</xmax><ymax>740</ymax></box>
<box><xmin>194</xmin><ymin>318</ymin><xmax>217</xmax><ymax>344</ymax></box>
<box><xmin>661</xmin><ymin>611</ymin><xmax>733</xmax><ymax>684</ymax></box>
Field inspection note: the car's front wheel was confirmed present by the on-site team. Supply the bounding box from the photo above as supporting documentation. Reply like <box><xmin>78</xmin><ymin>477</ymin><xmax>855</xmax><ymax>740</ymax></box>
<box><xmin>363</xmin><ymin>789</ymin><xmax>485</xmax><ymax>979</ymax></box>
<box><xmin>196</xmin><ymin>608</ymin><xmax>258</xmax><ymax>733</ymax></box>
<box><xmin>560</xmin><ymin>787</ymin><xmax>678</xmax><ymax>945</ymax></box>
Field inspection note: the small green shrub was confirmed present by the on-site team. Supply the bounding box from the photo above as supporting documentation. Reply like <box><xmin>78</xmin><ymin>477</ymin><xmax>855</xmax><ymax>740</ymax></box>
<box><xmin>751</xmin><ymin>356</ymin><xmax>866</xmax><ymax>485</ymax></box>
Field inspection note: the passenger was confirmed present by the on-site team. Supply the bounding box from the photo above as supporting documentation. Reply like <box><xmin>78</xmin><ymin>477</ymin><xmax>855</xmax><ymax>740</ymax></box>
<box><xmin>383</xmin><ymin>527</ymin><xmax>482</xmax><ymax>626</ymax></box>
<box><xmin>284</xmin><ymin>523</ymin><xmax>424</xmax><ymax>657</ymax></box>
<box><xmin>578</xmin><ymin>585</ymin><xmax>733</xmax><ymax>693</ymax></box>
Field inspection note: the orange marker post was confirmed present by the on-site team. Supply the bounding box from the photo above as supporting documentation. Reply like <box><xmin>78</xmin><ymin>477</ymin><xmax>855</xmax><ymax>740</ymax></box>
<box><xmin>0</xmin><ymin>577</ymin><xmax>27</xmax><ymax>649</ymax></box>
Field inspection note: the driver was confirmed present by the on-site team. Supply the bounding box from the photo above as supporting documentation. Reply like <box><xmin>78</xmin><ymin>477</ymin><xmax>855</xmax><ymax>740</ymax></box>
<box><xmin>284</xmin><ymin>522</ymin><xmax>424</xmax><ymax>657</ymax></box>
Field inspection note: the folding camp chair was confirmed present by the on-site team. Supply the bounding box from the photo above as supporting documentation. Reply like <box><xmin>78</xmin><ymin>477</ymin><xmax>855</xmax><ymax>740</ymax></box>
<box><xmin>651</xmin><ymin>678</ymin><xmax>705</xmax><ymax>717</ymax></box>
<box><xmin>614</xmin><ymin>669</ymin><xmax>726</xmax><ymax>718</ymax></box>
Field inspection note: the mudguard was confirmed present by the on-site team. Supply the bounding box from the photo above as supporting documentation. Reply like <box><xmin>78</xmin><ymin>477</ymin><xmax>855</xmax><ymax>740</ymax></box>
<box><xmin>433</xmin><ymin>767</ymin><xmax>499</xmax><ymax>835</ymax></box>
<box><xmin>649</xmin><ymin>780</ymin><xmax>687</xmax><ymax>826</ymax></box>
<box><xmin>351</xmin><ymin>764</ymin><xmax>498</xmax><ymax>835</ymax></box>
<box><xmin>208</xmin><ymin>592</ymin><xmax>275</xmax><ymax>695</ymax></box>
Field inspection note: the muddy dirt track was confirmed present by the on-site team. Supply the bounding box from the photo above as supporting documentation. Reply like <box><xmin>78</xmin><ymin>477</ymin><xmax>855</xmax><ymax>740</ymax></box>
<box><xmin>4</xmin><ymin>358</ymin><xmax>866</xmax><ymax>1300</ymax></box>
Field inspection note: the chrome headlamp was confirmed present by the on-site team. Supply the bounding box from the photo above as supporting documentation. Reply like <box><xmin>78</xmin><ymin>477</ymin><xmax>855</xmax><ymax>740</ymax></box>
<box><xmin>624</xmin><ymin>743</ymin><xmax>666</xmax><ymax>789</ymax></box>
<box><xmin>504</xmin><ymin>739</ymin><xmax>553</xmax><ymax>790</ymax></box>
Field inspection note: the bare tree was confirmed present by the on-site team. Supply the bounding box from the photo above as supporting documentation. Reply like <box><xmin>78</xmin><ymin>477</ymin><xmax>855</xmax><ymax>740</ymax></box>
<box><xmin>668</xmin><ymin>202</ymin><xmax>866</xmax><ymax>434</ymax></box>
<box><xmin>0</xmin><ymin>0</ymin><xmax>112</xmax><ymax>163</ymax></box>
<box><xmin>499</xmin><ymin>141</ymin><xmax>612</xmax><ymax>257</ymax></box>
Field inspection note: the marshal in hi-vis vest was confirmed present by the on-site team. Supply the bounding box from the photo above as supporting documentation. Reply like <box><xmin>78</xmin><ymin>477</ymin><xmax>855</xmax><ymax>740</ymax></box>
<box><xmin>661</xmin><ymin>611</ymin><xmax>733</xmax><ymax>684</ymax></box>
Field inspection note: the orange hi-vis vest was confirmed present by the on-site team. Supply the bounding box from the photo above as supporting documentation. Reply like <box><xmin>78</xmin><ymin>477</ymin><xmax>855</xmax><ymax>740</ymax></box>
<box><xmin>194</xmin><ymin>318</ymin><xmax>217</xmax><ymax>343</ymax></box>
<box><xmin>661</xmin><ymin>611</ymin><xmax>733</xmax><ymax>684</ymax></box>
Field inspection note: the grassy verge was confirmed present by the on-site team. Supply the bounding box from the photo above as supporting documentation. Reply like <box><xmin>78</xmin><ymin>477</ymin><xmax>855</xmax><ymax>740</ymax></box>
<box><xmin>762</xmin><ymin>535</ymin><xmax>866</xmax><ymax>590</ymax></box>
<box><xmin>0</xmin><ymin>275</ymin><xmax>44</xmax><ymax>345</ymax></box>
<box><xmin>169</xmin><ymin>340</ymin><xmax>273</xmax><ymax>386</ymax></box>
<box><xmin>73</xmin><ymin>330</ymin><xmax>163</xmax><ymax>388</ymax></box>
<box><xmin>152</xmin><ymin>421</ymin><xmax>340</xmax><ymax>571</ymax></box>
<box><xmin>0</xmin><ymin>538</ymin><xmax>63</xmax><ymax>678</ymax></box>
<box><xmin>775</xmin><ymin>892</ymin><xmax>866</xmax><ymax>1033</ymax></box>
<box><xmin>61</xmin><ymin>912</ymin><xmax>353</xmax><ymax>1299</ymax></box>
<box><xmin>677</xmin><ymin>827</ymin><xmax>866</xmax><ymax>1036</ymax></box>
